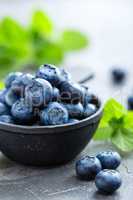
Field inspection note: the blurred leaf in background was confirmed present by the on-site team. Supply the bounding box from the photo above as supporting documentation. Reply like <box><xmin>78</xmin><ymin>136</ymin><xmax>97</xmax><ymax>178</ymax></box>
<box><xmin>0</xmin><ymin>10</ymin><xmax>89</xmax><ymax>79</ymax></box>
<box><xmin>59</xmin><ymin>30</ymin><xmax>89</xmax><ymax>52</ymax></box>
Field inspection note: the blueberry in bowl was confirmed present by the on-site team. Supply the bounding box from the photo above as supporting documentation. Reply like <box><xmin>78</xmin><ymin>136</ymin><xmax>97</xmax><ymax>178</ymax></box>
<box><xmin>36</xmin><ymin>64</ymin><xmax>62</xmax><ymax>87</ymax></box>
<box><xmin>5</xmin><ymin>72</ymin><xmax>22</xmax><ymax>89</ymax></box>
<box><xmin>11</xmin><ymin>98</ymin><xmax>34</xmax><ymax>125</ymax></box>
<box><xmin>40</xmin><ymin>102</ymin><xmax>69</xmax><ymax>125</ymax></box>
<box><xmin>11</xmin><ymin>73</ymin><xmax>34</xmax><ymax>95</ymax></box>
<box><xmin>0</xmin><ymin>64</ymin><xmax>102</xmax><ymax>166</ymax></box>
<box><xmin>25</xmin><ymin>78</ymin><xmax>53</xmax><ymax>108</ymax></box>
<box><xmin>59</xmin><ymin>81</ymin><xmax>84</xmax><ymax>104</ymax></box>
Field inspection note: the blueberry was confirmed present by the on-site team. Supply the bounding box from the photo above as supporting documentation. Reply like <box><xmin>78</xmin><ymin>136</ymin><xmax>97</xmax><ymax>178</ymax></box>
<box><xmin>5</xmin><ymin>72</ymin><xmax>22</xmax><ymax>88</ymax></box>
<box><xmin>112</xmin><ymin>68</ymin><xmax>126</xmax><ymax>84</ymax></box>
<box><xmin>127</xmin><ymin>96</ymin><xmax>133</xmax><ymax>110</ymax></box>
<box><xmin>0</xmin><ymin>89</ymin><xmax>7</xmax><ymax>103</ymax></box>
<box><xmin>64</xmin><ymin>103</ymin><xmax>84</xmax><ymax>119</ymax></box>
<box><xmin>40</xmin><ymin>102</ymin><xmax>69</xmax><ymax>125</ymax></box>
<box><xmin>0</xmin><ymin>102</ymin><xmax>9</xmax><ymax>115</ymax></box>
<box><xmin>11</xmin><ymin>73</ymin><xmax>34</xmax><ymax>95</ymax></box>
<box><xmin>11</xmin><ymin>99</ymin><xmax>34</xmax><ymax>124</ymax></box>
<box><xmin>95</xmin><ymin>169</ymin><xmax>122</xmax><ymax>194</ymax></box>
<box><xmin>0</xmin><ymin>115</ymin><xmax>14</xmax><ymax>124</ymax></box>
<box><xmin>83</xmin><ymin>103</ymin><xmax>97</xmax><ymax>118</ymax></box>
<box><xmin>25</xmin><ymin>78</ymin><xmax>53</xmax><ymax>108</ymax></box>
<box><xmin>76</xmin><ymin>156</ymin><xmax>102</xmax><ymax>180</ymax></box>
<box><xmin>68</xmin><ymin>118</ymin><xmax>79</xmax><ymax>124</ymax></box>
<box><xmin>59</xmin><ymin>81</ymin><xmax>84</xmax><ymax>104</ymax></box>
<box><xmin>97</xmin><ymin>151</ymin><xmax>121</xmax><ymax>170</ymax></box>
<box><xmin>52</xmin><ymin>87</ymin><xmax>60</xmax><ymax>101</ymax></box>
<box><xmin>36</xmin><ymin>64</ymin><xmax>62</xmax><ymax>87</ymax></box>
<box><xmin>82</xmin><ymin>87</ymin><xmax>98</xmax><ymax>107</ymax></box>
<box><xmin>60</xmin><ymin>68</ymin><xmax>71</xmax><ymax>82</ymax></box>
<box><xmin>5</xmin><ymin>89</ymin><xmax>19</xmax><ymax>107</ymax></box>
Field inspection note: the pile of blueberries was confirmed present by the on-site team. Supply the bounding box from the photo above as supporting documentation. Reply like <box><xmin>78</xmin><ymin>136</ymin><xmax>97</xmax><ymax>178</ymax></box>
<box><xmin>76</xmin><ymin>150</ymin><xmax>122</xmax><ymax>194</ymax></box>
<box><xmin>0</xmin><ymin>64</ymin><xmax>98</xmax><ymax>125</ymax></box>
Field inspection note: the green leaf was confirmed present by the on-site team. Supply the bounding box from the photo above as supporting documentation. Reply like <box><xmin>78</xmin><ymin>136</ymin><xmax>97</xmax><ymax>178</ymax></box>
<box><xmin>0</xmin><ymin>82</ymin><xmax>5</xmax><ymax>90</ymax></box>
<box><xmin>94</xmin><ymin>126</ymin><xmax>113</xmax><ymax>141</ymax></box>
<box><xmin>103</xmin><ymin>98</ymin><xmax>126</xmax><ymax>123</ymax></box>
<box><xmin>31</xmin><ymin>10</ymin><xmax>53</xmax><ymax>36</ymax></box>
<box><xmin>123</xmin><ymin>111</ymin><xmax>133</xmax><ymax>129</ymax></box>
<box><xmin>0</xmin><ymin>17</ymin><xmax>27</xmax><ymax>43</ymax></box>
<box><xmin>59</xmin><ymin>30</ymin><xmax>88</xmax><ymax>51</ymax></box>
<box><xmin>33</xmin><ymin>39</ymin><xmax>64</xmax><ymax>65</ymax></box>
<box><xmin>0</xmin><ymin>11</ymin><xmax>89</xmax><ymax>77</ymax></box>
<box><xmin>112</xmin><ymin>128</ymin><xmax>133</xmax><ymax>152</ymax></box>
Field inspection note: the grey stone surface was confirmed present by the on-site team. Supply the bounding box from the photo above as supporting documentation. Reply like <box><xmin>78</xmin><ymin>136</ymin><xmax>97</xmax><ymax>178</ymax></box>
<box><xmin>0</xmin><ymin>142</ymin><xmax>132</xmax><ymax>200</ymax></box>
<box><xmin>0</xmin><ymin>0</ymin><xmax>132</xmax><ymax>199</ymax></box>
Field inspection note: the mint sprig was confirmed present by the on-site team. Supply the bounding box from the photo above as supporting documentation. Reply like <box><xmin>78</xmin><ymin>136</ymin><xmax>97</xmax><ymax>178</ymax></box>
<box><xmin>0</xmin><ymin>10</ymin><xmax>89</xmax><ymax>78</ymax></box>
<box><xmin>94</xmin><ymin>99</ymin><xmax>133</xmax><ymax>152</ymax></box>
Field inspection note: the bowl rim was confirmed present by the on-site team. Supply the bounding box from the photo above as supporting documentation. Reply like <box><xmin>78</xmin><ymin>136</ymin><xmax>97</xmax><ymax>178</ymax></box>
<box><xmin>0</xmin><ymin>99</ymin><xmax>103</xmax><ymax>134</ymax></box>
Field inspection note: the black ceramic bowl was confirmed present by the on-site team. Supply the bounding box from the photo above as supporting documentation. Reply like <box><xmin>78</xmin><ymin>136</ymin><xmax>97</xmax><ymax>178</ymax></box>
<box><xmin>0</xmin><ymin>99</ymin><xmax>102</xmax><ymax>166</ymax></box>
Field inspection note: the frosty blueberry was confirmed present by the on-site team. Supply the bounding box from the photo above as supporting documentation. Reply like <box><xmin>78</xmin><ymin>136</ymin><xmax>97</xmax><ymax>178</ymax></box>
<box><xmin>95</xmin><ymin>169</ymin><xmax>122</xmax><ymax>194</ymax></box>
<box><xmin>76</xmin><ymin>156</ymin><xmax>102</xmax><ymax>180</ymax></box>
<box><xmin>97</xmin><ymin>151</ymin><xmax>121</xmax><ymax>170</ymax></box>
<box><xmin>25</xmin><ymin>78</ymin><xmax>53</xmax><ymax>108</ymax></box>
<box><xmin>40</xmin><ymin>102</ymin><xmax>69</xmax><ymax>125</ymax></box>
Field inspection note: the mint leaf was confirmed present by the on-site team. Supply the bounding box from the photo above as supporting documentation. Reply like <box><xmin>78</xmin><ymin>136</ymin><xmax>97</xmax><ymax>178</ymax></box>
<box><xmin>94</xmin><ymin>98</ymin><xmax>126</xmax><ymax>141</ymax></box>
<box><xmin>31</xmin><ymin>10</ymin><xmax>53</xmax><ymax>36</ymax></box>
<box><xmin>0</xmin><ymin>11</ymin><xmax>89</xmax><ymax>77</ymax></box>
<box><xmin>0</xmin><ymin>17</ymin><xmax>28</xmax><ymax>48</ymax></box>
<box><xmin>32</xmin><ymin>38</ymin><xmax>64</xmax><ymax>65</ymax></box>
<box><xmin>94</xmin><ymin>98</ymin><xmax>133</xmax><ymax>153</ymax></box>
<box><xmin>112</xmin><ymin>128</ymin><xmax>133</xmax><ymax>152</ymax></box>
<box><xmin>103</xmin><ymin>98</ymin><xmax>126</xmax><ymax>122</ymax></box>
<box><xmin>123</xmin><ymin>111</ymin><xmax>133</xmax><ymax>129</ymax></box>
<box><xmin>59</xmin><ymin>30</ymin><xmax>88</xmax><ymax>51</ymax></box>
<box><xmin>94</xmin><ymin>126</ymin><xmax>113</xmax><ymax>140</ymax></box>
<box><xmin>0</xmin><ymin>82</ymin><xmax>4</xmax><ymax>90</ymax></box>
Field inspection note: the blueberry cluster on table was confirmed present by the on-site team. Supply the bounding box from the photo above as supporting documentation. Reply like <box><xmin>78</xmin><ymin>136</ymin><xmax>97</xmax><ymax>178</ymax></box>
<box><xmin>0</xmin><ymin>64</ymin><xmax>98</xmax><ymax>126</ymax></box>
<box><xmin>76</xmin><ymin>151</ymin><xmax>122</xmax><ymax>194</ymax></box>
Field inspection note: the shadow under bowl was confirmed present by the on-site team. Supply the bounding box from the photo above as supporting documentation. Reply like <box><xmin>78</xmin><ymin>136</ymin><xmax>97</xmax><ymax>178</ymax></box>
<box><xmin>0</xmin><ymin>99</ymin><xmax>103</xmax><ymax>166</ymax></box>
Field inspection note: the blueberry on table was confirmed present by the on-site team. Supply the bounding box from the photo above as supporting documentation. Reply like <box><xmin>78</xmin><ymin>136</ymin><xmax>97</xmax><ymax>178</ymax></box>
<box><xmin>25</xmin><ymin>78</ymin><xmax>53</xmax><ymax>108</ymax></box>
<box><xmin>68</xmin><ymin>118</ymin><xmax>79</xmax><ymax>124</ymax></box>
<box><xmin>11</xmin><ymin>73</ymin><xmax>34</xmax><ymax>95</ymax></box>
<box><xmin>0</xmin><ymin>115</ymin><xmax>14</xmax><ymax>124</ymax></box>
<box><xmin>36</xmin><ymin>64</ymin><xmax>62</xmax><ymax>87</ymax></box>
<box><xmin>0</xmin><ymin>102</ymin><xmax>9</xmax><ymax>115</ymax></box>
<box><xmin>127</xmin><ymin>96</ymin><xmax>133</xmax><ymax>110</ymax></box>
<box><xmin>5</xmin><ymin>72</ymin><xmax>22</xmax><ymax>88</ymax></box>
<box><xmin>96</xmin><ymin>151</ymin><xmax>121</xmax><ymax>170</ymax></box>
<box><xmin>83</xmin><ymin>103</ymin><xmax>97</xmax><ymax>118</ymax></box>
<box><xmin>64</xmin><ymin>103</ymin><xmax>84</xmax><ymax>119</ymax></box>
<box><xmin>95</xmin><ymin>169</ymin><xmax>122</xmax><ymax>194</ymax></box>
<box><xmin>59</xmin><ymin>81</ymin><xmax>84</xmax><ymax>104</ymax></box>
<box><xmin>40</xmin><ymin>102</ymin><xmax>69</xmax><ymax>125</ymax></box>
<box><xmin>52</xmin><ymin>87</ymin><xmax>60</xmax><ymax>101</ymax></box>
<box><xmin>11</xmin><ymin>99</ymin><xmax>34</xmax><ymax>124</ymax></box>
<box><xmin>111</xmin><ymin>68</ymin><xmax>126</xmax><ymax>84</ymax></box>
<box><xmin>76</xmin><ymin>156</ymin><xmax>102</xmax><ymax>180</ymax></box>
<box><xmin>5</xmin><ymin>89</ymin><xmax>19</xmax><ymax>107</ymax></box>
